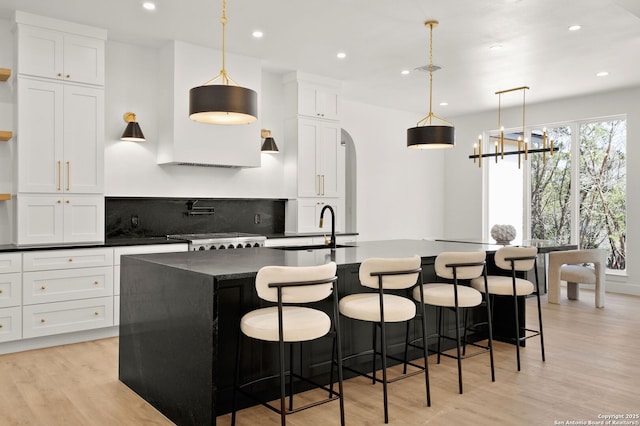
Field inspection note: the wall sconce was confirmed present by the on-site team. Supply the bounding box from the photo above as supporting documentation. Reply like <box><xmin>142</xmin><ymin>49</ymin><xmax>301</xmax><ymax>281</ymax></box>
<box><xmin>260</xmin><ymin>129</ymin><xmax>279</xmax><ymax>153</ymax></box>
<box><xmin>120</xmin><ymin>112</ymin><xmax>146</xmax><ymax>142</ymax></box>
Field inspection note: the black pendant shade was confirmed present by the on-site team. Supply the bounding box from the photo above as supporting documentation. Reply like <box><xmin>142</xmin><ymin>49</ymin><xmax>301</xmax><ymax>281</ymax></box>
<box><xmin>189</xmin><ymin>84</ymin><xmax>258</xmax><ymax>125</ymax></box>
<box><xmin>407</xmin><ymin>125</ymin><xmax>455</xmax><ymax>149</ymax></box>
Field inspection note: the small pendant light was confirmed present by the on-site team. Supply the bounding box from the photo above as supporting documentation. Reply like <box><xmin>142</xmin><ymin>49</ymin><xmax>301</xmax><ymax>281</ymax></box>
<box><xmin>407</xmin><ymin>20</ymin><xmax>455</xmax><ymax>149</ymax></box>
<box><xmin>189</xmin><ymin>0</ymin><xmax>258</xmax><ymax>125</ymax></box>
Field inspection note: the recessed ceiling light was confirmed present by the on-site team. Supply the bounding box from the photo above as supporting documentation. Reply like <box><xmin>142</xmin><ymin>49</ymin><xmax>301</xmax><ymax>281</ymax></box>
<box><xmin>440</xmin><ymin>102</ymin><xmax>449</xmax><ymax>106</ymax></box>
<box><xmin>336</xmin><ymin>52</ymin><xmax>346</xmax><ymax>59</ymax></box>
<box><xmin>568</xmin><ymin>25</ymin><xmax>582</xmax><ymax>31</ymax></box>
<box><xmin>596</xmin><ymin>71</ymin><xmax>609</xmax><ymax>77</ymax></box>
<box><xmin>252</xmin><ymin>30</ymin><xmax>263</xmax><ymax>38</ymax></box>
<box><xmin>142</xmin><ymin>2</ymin><xmax>156</xmax><ymax>11</ymax></box>
<box><xmin>489</xmin><ymin>44</ymin><xmax>503</xmax><ymax>51</ymax></box>
<box><xmin>401</xmin><ymin>70</ymin><xmax>410</xmax><ymax>75</ymax></box>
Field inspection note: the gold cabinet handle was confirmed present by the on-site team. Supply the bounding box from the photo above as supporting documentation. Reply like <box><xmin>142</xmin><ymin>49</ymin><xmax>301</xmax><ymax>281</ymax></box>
<box><xmin>57</xmin><ymin>199</ymin><xmax>62</xmax><ymax>204</ymax></box>
<box><xmin>57</xmin><ymin>73</ymin><xmax>62</xmax><ymax>77</ymax></box>
<box><xmin>68</xmin><ymin>258</ymin><xmax>73</xmax><ymax>262</ymax></box>
<box><xmin>66</xmin><ymin>74</ymin><xmax>70</xmax><ymax>79</ymax></box>
<box><xmin>0</xmin><ymin>289</ymin><xmax>3</xmax><ymax>294</ymax></box>
<box><xmin>0</xmin><ymin>324</ymin><xmax>3</xmax><ymax>328</ymax></box>
<box><xmin>94</xmin><ymin>312</ymin><xmax>99</xmax><ymax>316</ymax></box>
<box><xmin>40</xmin><ymin>318</ymin><xmax>46</xmax><ymax>323</ymax></box>
<box><xmin>65</xmin><ymin>200</ymin><xmax>70</xmax><ymax>204</ymax></box>
<box><xmin>57</xmin><ymin>161</ymin><xmax>62</xmax><ymax>191</ymax></box>
<box><xmin>40</xmin><ymin>285</ymin><xmax>46</xmax><ymax>290</ymax></box>
<box><xmin>66</xmin><ymin>161</ymin><xmax>70</xmax><ymax>191</ymax></box>
<box><xmin>94</xmin><ymin>281</ymin><xmax>99</xmax><ymax>285</ymax></box>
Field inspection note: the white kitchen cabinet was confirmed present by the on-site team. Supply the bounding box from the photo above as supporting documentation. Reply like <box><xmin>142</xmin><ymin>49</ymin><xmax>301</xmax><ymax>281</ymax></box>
<box><xmin>21</xmin><ymin>248</ymin><xmax>114</xmax><ymax>339</ymax></box>
<box><xmin>286</xmin><ymin>198</ymin><xmax>342</xmax><ymax>234</ymax></box>
<box><xmin>22</xmin><ymin>296</ymin><xmax>113</xmax><ymax>339</ymax></box>
<box><xmin>23</xmin><ymin>267</ymin><xmax>113</xmax><ymax>305</ymax></box>
<box><xmin>297</xmin><ymin>82</ymin><xmax>339</xmax><ymax>121</ymax></box>
<box><xmin>17</xmin><ymin>78</ymin><xmax>104</xmax><ymax>194</ymax></box>
<box><xmin>16</xmin><ymin>23</ymin><xmax>105</xmax><ymax>86</ymax></box>
<box><xmin>292</xmin><ymin>118</ymin><xmax>342</xmax><ymax>198</ymax></box>
<box><xmin>0</xmin><ymin>273</ymin><xmax>22</xmax><ymax>309</ymax></box>
<box><xmin>0</xmin><ymin>253</ymin><xmax>21</xmax><ymax>274</ymax></box>
<box><xmin>0</xmin><ymin>307</ymin><xmax>22</xmax><ymax>343</ymax></box>
<box><xmin>15</xmin><ymin>194</ymin><xmax>104</xmax><ymax>246</ymax></box>
<box><xmin>284</xmin><ymin>72</ymin><xmax>340</xmax><ymax>121</ymax></box>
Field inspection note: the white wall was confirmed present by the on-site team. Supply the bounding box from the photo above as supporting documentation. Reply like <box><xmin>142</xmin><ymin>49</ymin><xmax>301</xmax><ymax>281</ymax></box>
<box><xmin>444</xmin><ymin>86</ymin><xmax>640</xmax><ymax>295</ymax></box>
<box><xmin>341</xmin><ymin>100</ymin><xmax>446</xmax><ymax>242</ymax></box>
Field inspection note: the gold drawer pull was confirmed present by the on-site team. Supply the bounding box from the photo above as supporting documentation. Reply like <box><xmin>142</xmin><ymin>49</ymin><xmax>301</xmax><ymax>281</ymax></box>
<box><xmin>0</xmin><ymin>324</ymin><xmax>3</xmax><ymax>328</ymax></box>
<box><xmin>94</xmin><ymin>281</ymin><xmax>99</xmax><ymax>285</ymax></box>
<box><xmin>40</xmin><ymin>285</ymin><xmax>46</xmax><ymax>290</ymax></box>
<box><xmin>40</xmin><ymin>318</ymin><xmax>45</xmax><ymax>323</ymax></box>
<box><xmin>94</xmin><ymin>312</ymin><xmax>100</xmax><ymax>316</ymax></box>
<box><xmin>68</xmin><ymin>258</ymin><xmax>73</xmax><ymax>262</ymax></box>
<box><xmin>0</xmin><ymin>289</ymin><xmax>3</xmax><ymax>294</ymax></box>
<box><xmin>66</xmin><ymin>74</ymin><xmax>70</xmax><ymax>79</ymax></box>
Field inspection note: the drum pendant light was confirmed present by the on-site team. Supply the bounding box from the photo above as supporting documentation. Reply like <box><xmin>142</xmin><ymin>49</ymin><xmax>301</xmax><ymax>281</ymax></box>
<box><xmin>189</xmin><ymin>0</ymin><xmax>258</xmax><ymax>125</ymax></box>
<box><xmin>407</xmin><ymin>20</ymin><xmax>455</xmax><ymax>149</ymax></box>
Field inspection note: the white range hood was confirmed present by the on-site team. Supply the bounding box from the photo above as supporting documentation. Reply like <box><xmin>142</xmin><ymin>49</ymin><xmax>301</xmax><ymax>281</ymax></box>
<box><xmin>157</xmin><ymin>40</ymin><xmax>261</xmax><ymax>168</ymax></box>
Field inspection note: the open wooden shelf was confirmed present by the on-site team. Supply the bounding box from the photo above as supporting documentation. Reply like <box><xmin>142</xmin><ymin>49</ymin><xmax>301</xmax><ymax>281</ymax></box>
<box><xmin>0</xmin><ymin>131</ymin><xmax>13</xmax><ymax>141</ymax></box>
<box><xmin>0</xmin><ymin>68</ymin><xmax>10</xmax><ymax>81</ymax></box>
<box><xmin>0</xmin><ymin>194</ymin><xmax>11</xmax><ymax>201</ymax></box>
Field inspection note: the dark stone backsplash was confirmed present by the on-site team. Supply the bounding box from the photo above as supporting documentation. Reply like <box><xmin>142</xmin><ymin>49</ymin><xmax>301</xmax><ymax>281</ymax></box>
<box><xmin>105</xmin><ymin>197</ymin><xmax>286</xmax><ymax>238</ymax></box>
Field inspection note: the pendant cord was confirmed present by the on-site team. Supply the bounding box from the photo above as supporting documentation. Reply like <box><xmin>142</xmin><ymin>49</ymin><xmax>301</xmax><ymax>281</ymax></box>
<box><xmin>221</xmin><ymin>0</ymin><xmax>228</xmax><ymax>84</ymax></box>
<box><xmin>428</xmin><ymin>21</ymin><xmax>434</xmax><ymax>125</ymax></box>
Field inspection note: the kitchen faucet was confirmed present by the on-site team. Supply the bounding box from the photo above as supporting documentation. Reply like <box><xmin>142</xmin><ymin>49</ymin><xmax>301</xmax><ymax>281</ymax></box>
<box><xmin>319</xmin><ymin>205</ymin><xmax>336</xmax><ymax>249</ymax></box>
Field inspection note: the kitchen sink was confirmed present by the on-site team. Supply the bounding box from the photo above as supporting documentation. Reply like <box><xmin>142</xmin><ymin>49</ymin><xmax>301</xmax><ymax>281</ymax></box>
<box><xmin>272</xmin><ymin>244</ymin><xmax>355</xmax><ymax>251</ymax></box>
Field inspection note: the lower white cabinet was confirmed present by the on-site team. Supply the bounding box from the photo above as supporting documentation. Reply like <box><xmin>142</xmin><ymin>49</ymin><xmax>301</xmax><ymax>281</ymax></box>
<box><xmin>15</xmin><ymin>194</ymin><xmax>105</xmax><ymax>246</ymax></box>
<box><xmin>22</xmin><ymin>296</ymin><xmax>113</xmax><ymax>339</ymax></box>
<box><xmin>0</xmin><ymin>307</ymin><xmax>22</xmax><ymax>343</ymax></box>
<box><xmin>21</xmin><ymin>248</ymin><xmax>114</xmax><ymax>339</ymax></box>
<box><xmin>23</xmin><ymin>267</ymin><xmax>113</xmax><ymax>305</ymax></box>
<box><xmin>0</xmin><ymin>273</ymin><xmax>22</xmax><ymax>309</ymax></box>
<box><xmin>286</xmin><ymin>198</ymin><xmax>342</xmax><ymax>234</ymax></box>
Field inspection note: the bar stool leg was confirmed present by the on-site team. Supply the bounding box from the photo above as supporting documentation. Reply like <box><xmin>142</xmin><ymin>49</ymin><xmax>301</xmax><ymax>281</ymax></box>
<box><xmin>453</xmin><ymin>305</ymin><xmax>463</xmax><ymax>394</ymax></box>
<box><xmin>371</xmin><ymin>323</ymin><xmax>377</xmax><ymax>384</ymax></box>
<box><xmin>379</xmin><ymin>319</ymin><xmax>389</xmax><ymax>423</ymax></box>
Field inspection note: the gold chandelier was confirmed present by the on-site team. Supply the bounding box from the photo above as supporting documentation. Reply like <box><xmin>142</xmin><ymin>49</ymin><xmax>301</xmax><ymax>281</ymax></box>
<box><xmin>469</xmin><ymin>86</ymin><xmax>554</xmax><ymax>168</ymax></box>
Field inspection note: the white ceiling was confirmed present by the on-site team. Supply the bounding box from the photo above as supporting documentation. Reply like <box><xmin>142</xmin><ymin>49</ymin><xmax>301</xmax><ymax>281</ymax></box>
<box><xmin>1</xmin><ymin>0</ymin><xmax>639</xmax><ymax>117</ymax></box>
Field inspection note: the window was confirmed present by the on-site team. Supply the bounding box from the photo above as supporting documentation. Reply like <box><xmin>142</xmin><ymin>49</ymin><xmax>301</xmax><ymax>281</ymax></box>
<box><xmin>529</xmin><ymin>118</ymin><xmax>627</xmax><ymax>271</ymax></box>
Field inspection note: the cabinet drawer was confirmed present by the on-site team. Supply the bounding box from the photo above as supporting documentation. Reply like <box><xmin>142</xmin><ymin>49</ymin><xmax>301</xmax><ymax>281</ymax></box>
<box><xmin>23</xmin><ymin>248</ymin><xmax>113</xmax><ymax>271</ymax></box>
<box><xmin>0</xmin><ymin>306</ymin><xmax>22</xmax><ymax>343</ymax></box>
<box><xmin>0</xmin><ymin>253</ymin><xmax>21</xmax><ymax>273</ymax></box>
<box><xmin>22</xmin><ymin>296</ymin><xmax>113</xmax><ymax>338</ymax></box>
<box><xmin>0</xmin><ymin>273</ymin><xmax>22</xmax><ymax>308</ymax></box>
<box><xmin>23</xmin><ymin>267</ymin><xmax>113</xmax><ymax>305</ymax></box>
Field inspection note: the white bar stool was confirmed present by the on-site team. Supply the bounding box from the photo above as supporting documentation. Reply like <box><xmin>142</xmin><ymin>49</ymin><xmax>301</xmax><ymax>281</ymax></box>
<box><xmin>231</xmin><ymin>262</ymin><xmax>344</xmax><ymax>426</ymax></box>
<box><xmin>338</xmin><ymin>256</ymin><xmax>430</xmax><ymax>424</ymax></box>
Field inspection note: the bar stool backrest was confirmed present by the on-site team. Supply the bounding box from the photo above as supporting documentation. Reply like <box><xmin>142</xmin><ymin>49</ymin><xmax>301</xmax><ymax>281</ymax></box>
<box><xmin>255</xmin><ymin>262</ymin><xmax>337</xmax><ymax>303</ymax></box>
<box><xmin>494</xmin><ymin>247</ymin><xmax>538</xmax><ymax>272</ymax></box>
<box><xmin>435</xmin><ymin>251</ymin><xmax>486</xmax><ymax>279</ymax></box>
<box><xmin>359</xmin><ymin>256</ymin><xmax>421</xmax><ymax>289</ymax></box>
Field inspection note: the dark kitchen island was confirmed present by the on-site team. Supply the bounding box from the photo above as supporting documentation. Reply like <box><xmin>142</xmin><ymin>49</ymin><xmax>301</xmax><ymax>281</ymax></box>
<box><xmin>118</xmin><ymin>239</ymin><xmax>566</xmax><ymax>425</ymax></box>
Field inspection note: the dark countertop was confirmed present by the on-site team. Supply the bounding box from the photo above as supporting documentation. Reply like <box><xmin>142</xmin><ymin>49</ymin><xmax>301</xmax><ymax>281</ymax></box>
<box><xmin>124</xmin><ymin>239</ymin><xmax>502</xmax><ymax>280</ymax></box>
<box><xmin>0</xmin><ymin>232</ymin><xmax>359</xmax><ymax>253</ymax></box>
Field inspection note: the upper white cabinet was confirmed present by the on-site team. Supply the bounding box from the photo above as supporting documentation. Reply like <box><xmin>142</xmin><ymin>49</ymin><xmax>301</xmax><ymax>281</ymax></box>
<box><xmin>284</xmin><ymin>72</ymin><xmax>341</xmax><ymax>121</ymax></box>
<box><xmin>13</xmin><ymin>12</ymin><xmax>106</xmax><ymax>246</ymax></box>
<box><xmin>15</xmin><ymin>12</ymin><xmax>106</xmax><ymax>86</ymax></box>
<box><xmin>17</xmin><ymin>78</ymin><xmax>104</xmax><ymax>194</ymax></box>
<box><xmin>297</xmin><ymin>83</ymin><xmax>339</xmax><ymax>121</ymax></box>
<box><xmin>296</xmin><ymin>118</ymin><xmax>341</xmax><ymax>198</ymax></box>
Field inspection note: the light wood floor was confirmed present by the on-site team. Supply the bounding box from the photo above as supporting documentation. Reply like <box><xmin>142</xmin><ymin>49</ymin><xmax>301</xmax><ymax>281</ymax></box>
<box><xmin>1</xmin><ymin>289</ymin><xmax>639</xmax><ymax>425</ymax></box>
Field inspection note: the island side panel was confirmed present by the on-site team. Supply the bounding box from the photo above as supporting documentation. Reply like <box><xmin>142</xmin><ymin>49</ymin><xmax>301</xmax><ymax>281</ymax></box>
<box><xmin>119</xmin><ymin>256</ymin><xmax>217</xmax><ymax>426</ymax></box>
